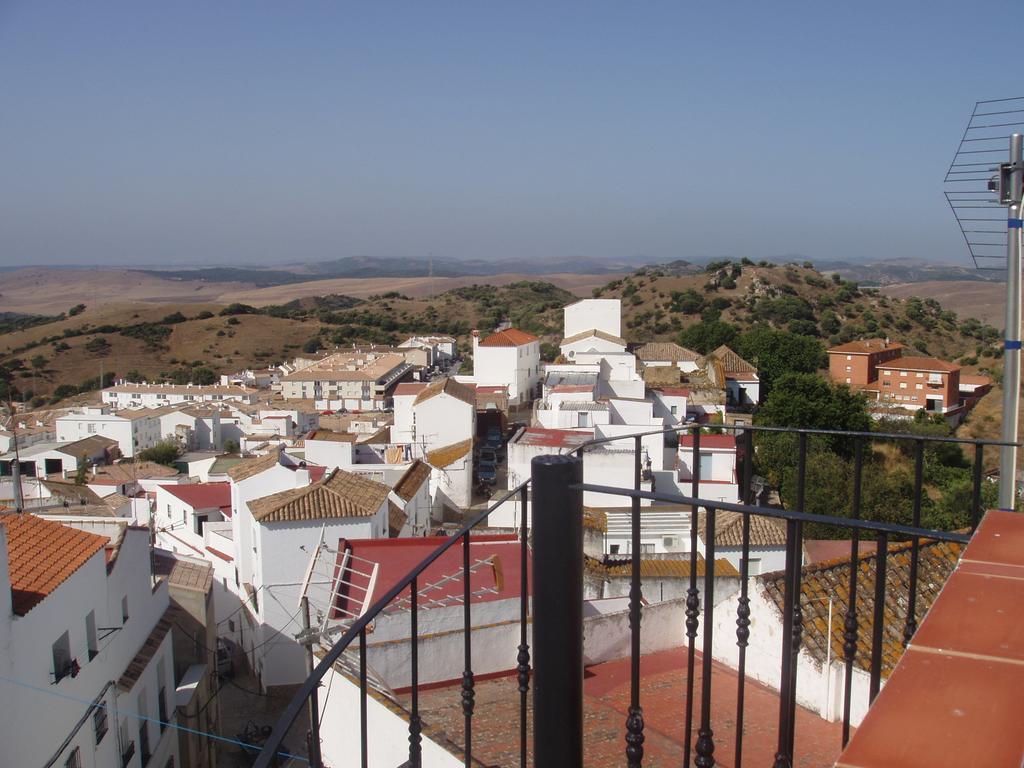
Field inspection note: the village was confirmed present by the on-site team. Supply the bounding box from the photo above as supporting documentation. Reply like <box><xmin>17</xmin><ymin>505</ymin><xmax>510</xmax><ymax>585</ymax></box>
<box><xmin>0</xmin><ymin>293</ymin><xmax>996</xmax><ymax>767</ymax></box>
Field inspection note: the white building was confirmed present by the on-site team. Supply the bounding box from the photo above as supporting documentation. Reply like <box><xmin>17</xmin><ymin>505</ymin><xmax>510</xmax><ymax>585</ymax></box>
<box><xmin>696</xmin><ymin>510</ymin><xmax>788</xmax><ymax>575</ymax></box>
<box><xmin>471</xmin><ymin>328</ymin><xmax>541</xmax><ymax>405</ymax></box>
<box><xmin>237</xmin><ymin>468</ymin><xmax>392</xmax><ymax>688</ymax></box>
<box><xmin>410</xmin><ymin>378</ymin><xmax>477</xmax><ymax>456</ymax></box>
<box><xmin>559</xmin><ymin>329</ymin><xmax>628</xmax><ymax>361</ymax></box>
<box><xmin>705</xmin><ymin>345</ymin><xmax>761</xmax><ymax>407</ymax></box>
<box><xmin>563</xmin><ymin>298</ymin><xmax>622</xmax><ymax>339</ymax></box>
<box><xmin>0</xmin><ymin>435</ymin><xmax>118</xmax><ymax>479</ymax></box>
<box><xmin>0</xmin><ymin>515</ymin><xmax>179</xmax><ymax>768</ymax></box>
<box><xmin>279</xmin><ymin>351</ymin><xmax>412</xmax><ymax>411</ymax></box>
<box><xmin>634</xmin><ymin>341</ymin><xmax>702</xmax><ymax>373</ymax></box>
<box><xmin>56</xmin><ymin>407</ymin><xmax>163</xmax><ymax>459</ymax></box>
<box><xmin>399</xmin><ymin>336</ymin><xmax>457</xmax><ymax>367</ymax></box>
<box><xmin>154</xmin><ymin>482</ymin><xmax>233</xmax><ymax>558</ymax></box>
<box><xmin>102</xmin><ymin>381</ymin><xmax>259</xmax><ymax>409</ymax></box>
<box><xmin>676</xmin><ymin>433</ymin><xmax>741</xmax><ymax>504</ymax></box>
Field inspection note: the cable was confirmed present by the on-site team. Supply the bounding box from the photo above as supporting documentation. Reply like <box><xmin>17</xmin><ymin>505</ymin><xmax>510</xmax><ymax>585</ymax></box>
<box><xmin>217</xmin><ymin>585</ymin><xmax>264</xmax><ymax>626</ymax></box>
<box><xmin>0</xmin><ymin>672</ymin><xmax>308</xmax><ymax>763</ymax></box>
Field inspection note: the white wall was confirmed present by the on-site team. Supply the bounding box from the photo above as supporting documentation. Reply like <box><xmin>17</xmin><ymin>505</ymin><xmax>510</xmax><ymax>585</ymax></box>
<box><xmin>413</xmin><ymin>394</ymin><xmax>474</xmax><ymax>455</ymax></box>
<box><xmin>564</xmin><ymin>299</ymin><xmax>621</xmax><ymax>339</ymax></box>
<box><xmin>304</xmin><ymin>439</ymin><xmax>354</xmax><ymax>469</ymax></box>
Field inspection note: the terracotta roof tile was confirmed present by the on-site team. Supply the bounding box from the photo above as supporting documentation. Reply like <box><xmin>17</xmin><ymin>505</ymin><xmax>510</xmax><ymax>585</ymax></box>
<box><xmin>603</xmin><ymin>554</ymin><xmax>739</xmax><ymax>578</ymax></box>
<box><xmin>1</xmin><ymin>514</ymin><xmax>108</xmax><ymax>615</ymax></box>
<box><xmin>413</xmin><ymin>378</ymin><xmax>477</xmax><ymax>408</ymax></box>
<box><xmin>828</xmin><ymin>338</ymin><xmax>903</xmax><ymax>355</ymax></box>
<box><xmin>477</xmin><ymin>328</ymin><xmax>538</xmax><ymax>347</ymax></box>
<box><xmin>635</xmin><ymin>342</ymin><xmax>700</xmax><ymax>362</ymax></box>
<box><xmin>118</xmin><ymin>609</ymin><xmax>173</xmax><ymax>691</ymax></box>
<box><xmin>153</xmin><ymin>551</ymin><xmax>214</xmax><ymax>594</ymax></box>
<box><xmin>393</xmin><ymin>460</ymin><xmax>431</xmax><ymax>502</ymax></box>
<box><xmin>760</xmin><ymin>538</ymin><xmax>962</xmax><ymax>678</ymax></box>
<box><xmin>708</xmin><ymin>345</ymin><xmax>758</xmax><ymax>374</ymax></box>
<box><xmin>697</xmin><ymin>510</ymin><xmax>787</xmax><ymax>547</ymax></box>
<box><xmin>249</xmin><ymin>468</ymin><xmax>390</xmax><ymax>523</ymax></box>
<box><xmin>226</xmin><ymin>449</ymin><xmax>282</xmax><ymax>482</ymax></box>
<box><xmin>426</xmin><ymin>439</ymin><xmax>473</xmax><ymax>469</ymax></box>
<box><xmin>560</xmin><ymin>329</ymin><xmax>627</xmax><ymax>347</ymax></box>
<box><xmin>305</xmin><ymin>429</ymin><xmax>357</xmax><ymax>443</ymax></box>
<box><xmin>877</xmin><ymin>356</ymin><xmax>959</xmax><ymax>373</ymax></box>
<box><xmin>89</xmin><ymin>461</ymin><xmax>179</xmax><ymax>485</ymax></box>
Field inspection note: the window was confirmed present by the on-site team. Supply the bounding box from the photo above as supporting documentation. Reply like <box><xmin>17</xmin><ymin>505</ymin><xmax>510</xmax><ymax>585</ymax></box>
<box><xmin>900</xmin><ymin>371</ymin><xmax>908</xmax><ymax>377</ymax></box>
<box><xmin>122</xmin><ymin>595</ymin><xmax>129</xmax><ymax>623</ymax></box>
<box><xmin>845</xmin><ymin>354</ymin><xmax>852</xmax><ymax>361</ymax></box>
<box><xmin>577</xmin><ymin>411</ymin><xmax>591</xmax><ymax>428</ymax></box>
<box><xmin>87</xmin><ymin>424</ymin><xmax>96</xmax><ymax>434</ymax></box>
<box><xmin>883</xmin><ymin>370</ymin><xmax>891</xmax><ymax>376</ymax></box>
<box><xmin>845</xmin><ymin>377</ymin><xmax>851</xmax><ymax>384</ymax></box>
<box><xmin>741</xmin><ymin>557</ymin><xmax>762</xmax><ymax>576</ymax></box>
<box><xmin>93</xmin><ymin>703</ymin><xmax>108</xmax><ymax>744</ymax></box>
<box><xmin>916</xmin><ymin>372</ymin><xmax>923</xmax><ymax>378</ymax></box>
<box><xmin>138</xmin><ymin>691</ymin><xmax>151</xmax><ymax>764</ymax></box>
<box><xmin>64</xmin><ymin>747</ymin><xmax>81</xmax><ymax>768</ymax></box>
<box><xmin>158</xmin><ymin>685</ymin><xmax>168</xmax><ymax>733</ymax></box>
<box><xmin>640</xmin><ymin>543</ymin><xmax>655</xmax><ymax>554</ymax></box>
<box><xmin>52</xmin><ymin>631</ymin><xmax>72</xmax><ymax>681</ymax></box>
<box><xmin>845</xmin><ymin>365</ymin><xmax>851</xmax><ymax>372</ymax></box>
<box><xmin>86</xmin><ymin>611</ymin><xmax>98</xmax><ymax>660</ymax></box>
<box><xmin>119</xmin><ymin>721</ymin><xmax>134</xmax><ymax>767</ymax></box>
<box><xmin>916</xmin><ymin>384</ymin><xmax>923</xmax><ymax>390</ymax></box>
<box><xmin>900</xmin><ymin>382</ymin><xmax>907</xmax><ymax>389</ymax></box>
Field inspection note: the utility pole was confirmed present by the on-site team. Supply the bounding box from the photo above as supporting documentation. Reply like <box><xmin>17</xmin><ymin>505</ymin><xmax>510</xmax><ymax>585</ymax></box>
<box><xmin>299</xmin><ymin>596</ymin><xmax>322</xmax><ymax>768</ymax></box>
<box><xmin>998</xmin><ymin>134</ymin><xmax>1023</xmax><ymax>510</ymax></box>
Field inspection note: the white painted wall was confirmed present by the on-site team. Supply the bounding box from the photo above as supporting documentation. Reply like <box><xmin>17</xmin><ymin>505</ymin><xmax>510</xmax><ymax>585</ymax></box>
<box><xmin>304</xmin><ymin>439</ymin><xmax>354</xmax><ymax>469</ymax></box>
<box><xmin>564</xmin><ymin>299</ymin><xmax>621</xmax><ymax>339</ymax></box>
<box><xmin>57</xmin><ymin>409</ymin><xmax>159</xmax><ymax>458</ymax></box>
<box><xmin>472</xmin><ymin>338</ymin><xmax>541</xmax><ymax>404</ymax></box>
<box><xmin>413</xmin><ymin>394</ymin><xmax>475</xmax><ymax>456</ymax></box>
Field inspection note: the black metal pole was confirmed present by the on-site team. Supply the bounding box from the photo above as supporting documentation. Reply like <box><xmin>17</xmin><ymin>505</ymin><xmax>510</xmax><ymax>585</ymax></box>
<box><xmin>531</xmin><ymin>454</ymin><xmax>584</xmax><ymax>768</ymax></box>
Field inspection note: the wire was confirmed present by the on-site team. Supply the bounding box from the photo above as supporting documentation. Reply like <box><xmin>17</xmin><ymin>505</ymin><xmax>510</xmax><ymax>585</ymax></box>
<box><xmin>0</xmin><ymin>672</ymin><xmax>308</xmax><ymax>763</ymax></box>
<box><xmin>217</xmin><ymin>584</ymin><xmax>263</xmax><ymax>626</ymax></box>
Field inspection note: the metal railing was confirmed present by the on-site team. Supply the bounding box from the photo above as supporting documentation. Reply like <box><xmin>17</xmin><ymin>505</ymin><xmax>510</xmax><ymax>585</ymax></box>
<box><xmin>256</xmin><ymin>422</ymin><xmax>1014</xmax><ymax>768</ymax></box>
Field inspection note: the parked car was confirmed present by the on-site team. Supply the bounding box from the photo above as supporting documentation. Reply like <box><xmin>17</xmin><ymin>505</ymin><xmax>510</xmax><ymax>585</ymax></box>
<box><xmin>477</xmin><ymin>463</ymin><xmax>498</xmax><ymax>486</ymax></box>
<box><xmin>478</xmin><ymin>448</ymin><xmax>498</xmax><ymax>466</ymax></box>
<box><xmin>485</xmin><ymin>426</ymin><xmax>504</xmax><ymax>449</ymax></box>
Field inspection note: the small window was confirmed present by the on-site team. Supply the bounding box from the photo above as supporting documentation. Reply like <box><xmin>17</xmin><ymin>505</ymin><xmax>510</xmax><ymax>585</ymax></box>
<box><xmin>64</xmin><ymin>747</ymin><xmax>81</xmax><ymax>768</ymax></box>
<box><xmin>121</xmin><ymin>595</ymin><xmax>129</xmax><ymax>623</ymax></box>
<box><xmin>845</xmin><ymin>377</ymin><xmax>851</xmax><ymax>384</ymax></box>
<box><xmin>86</xmin><ymin>610</ymin><xmax>98</xmax><ymax>660</ymax></box>
<box><xmin>609</xmin><ymin>544</ymin><xmax>620</xmax><ymax>554</ymax></box>
<box><xmin>52</xmin><ymin>631</ymin><xmax>72</xmax><ymax>681</ymax></box>
<box><xmin>845</xmin><ymin>354</ymin><xmax>851</xmax><ymax>361</ymax></box>
<box><xmin>900</xmin><ymin>371</ymin><xmax>908</xmax><ymax>377</ymax></box>
<box><xmin>916</xmin><ymin>384</ymin><xmax>923</xmax><ymax>390</ymax></box>
<box><xmin>900</xmin><ymin>382</ymin><xmax>907</xmax><ymax>390</ymax></box>
<box><xmin>93</xmin><ymin>704</ymin><xmax>108</xmax><ymax>744</ymax></box>
<box><xmin>845</xmin><ymin>365</ymin><xmax>851</xmax><ymax>372</ymax></box>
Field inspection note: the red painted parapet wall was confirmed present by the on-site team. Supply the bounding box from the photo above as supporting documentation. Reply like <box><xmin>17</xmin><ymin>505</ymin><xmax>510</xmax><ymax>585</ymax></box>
<box><xmin>836</xmin><ymin>511</ymin><xmax>1024</xmax><ymax>768</ymax></box>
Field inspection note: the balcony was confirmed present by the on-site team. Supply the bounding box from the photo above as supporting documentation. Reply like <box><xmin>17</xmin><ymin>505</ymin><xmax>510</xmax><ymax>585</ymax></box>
<box><xmin>254</xmin><ymin>424</ymin><xmax>1020</xmax><ymax>768</ymax></box>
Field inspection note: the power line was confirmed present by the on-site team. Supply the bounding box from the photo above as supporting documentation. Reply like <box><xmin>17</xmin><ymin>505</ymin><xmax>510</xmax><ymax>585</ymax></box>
<box><xmin>0</xmin><ymin>673</ymin><xmax>308</xmax><ymax>764</ymax></box>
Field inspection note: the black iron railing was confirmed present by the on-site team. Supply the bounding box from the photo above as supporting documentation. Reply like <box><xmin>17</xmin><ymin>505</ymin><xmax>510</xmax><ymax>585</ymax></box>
<box><xmin>255</xmin><ymin>423</ymin><xmax>1013</xmax><ymax>768</ymax></box>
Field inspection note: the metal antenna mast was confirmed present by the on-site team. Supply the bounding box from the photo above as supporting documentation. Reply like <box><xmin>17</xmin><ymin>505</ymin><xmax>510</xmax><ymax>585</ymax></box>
<box><xmin>945</xmin><ymin>97</ymin><xmax>1024</xmax><ymax>509</ymax></box>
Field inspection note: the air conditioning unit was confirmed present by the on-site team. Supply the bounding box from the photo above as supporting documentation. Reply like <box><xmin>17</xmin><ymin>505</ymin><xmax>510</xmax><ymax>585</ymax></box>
<box><xmin>663</xmin><ymin>536</ymin><xmax>677</xmax><ymax>548</ymax></box>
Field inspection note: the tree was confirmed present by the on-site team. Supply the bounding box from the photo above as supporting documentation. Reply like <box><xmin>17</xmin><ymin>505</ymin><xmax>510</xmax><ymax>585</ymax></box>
<box><xmin>137</xmin><ymin>440</ymin><xmax>183</xmax><ymax>466</ymax></box>
<box><xmin>191</xmin><ymin>367</ymin><xmax>217</xmax><ymax>385</ymax></box>
<box><xmin>677</xmin><ymin>320</ymin><xmax>738</xmax><ymax>355</ymax></box>
<box><xmin>735</xmin><ymin>326</ymin><xmax>827</xmax><ymax>394</ymax></box>
<box><xmin>74</xmin><ymin>458</ymin><xmax>88</xmax><ymax>485</ymax></box>
<box><xmin>84</xmin><ymin>336</ymin><xmax>111</xmax><ymax>356</ymax></box>
<box><xmin>68</xmin><ymin>304</ymin><xmax>86</xmax><ymax>316</ymax></box>
<box><xmin>162</xmin><ymin>311</ymin><xmax>187</xmax><ymax>324</ymax></box>
<box><xmin>540</xmin><ymin>342</ymin><xmax>559</xmax><ymax>362</ymax></box>
<box><xmin>30</xmin><ymin>355</ymin><xmax>47</xmax><ymax>372</ymax></box>
<box><xmin>223</xmin><ymin>439</ymin><xmax>240</xmax><ymax>454</ymax></box>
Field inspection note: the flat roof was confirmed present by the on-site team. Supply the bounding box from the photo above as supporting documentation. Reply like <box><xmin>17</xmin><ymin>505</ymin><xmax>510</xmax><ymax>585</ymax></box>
<box><xmin>514</xmin><ymin>428</ymin><xmax>593</xmax><ymax>449</ymax></box>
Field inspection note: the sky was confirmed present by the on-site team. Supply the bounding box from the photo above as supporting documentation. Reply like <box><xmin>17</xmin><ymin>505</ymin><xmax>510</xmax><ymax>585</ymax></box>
<box><xmin>0</xmin><ymin>1</ymin><xmax>1021</xmax><ymax>269</ymax></box>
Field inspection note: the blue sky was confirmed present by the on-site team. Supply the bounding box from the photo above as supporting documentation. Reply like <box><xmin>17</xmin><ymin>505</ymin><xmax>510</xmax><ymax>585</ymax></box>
<box><xmin>0</xmin><ymin>1</ymin><xmax>1019</xmax><ymax>268</ymax></box>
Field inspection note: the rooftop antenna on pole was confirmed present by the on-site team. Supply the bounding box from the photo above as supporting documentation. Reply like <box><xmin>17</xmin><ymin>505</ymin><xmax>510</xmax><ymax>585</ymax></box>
<box><xmin>944</xmin><ymin>97</ymin><xmax>1024</xmax><ymax>509</ymax></box>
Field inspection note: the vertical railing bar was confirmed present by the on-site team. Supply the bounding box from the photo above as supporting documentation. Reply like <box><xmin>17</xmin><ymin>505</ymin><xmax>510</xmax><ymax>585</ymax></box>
<box><xmin>971</xmin><ymin>443</ymin><xmax>984</xmax><ymax>530</ymax></box>
<box><xmin>903</xmin><ymin>440</ymin><xmax>924</xmax><ymax>646</ymax></box>
<box><xmin>626</xmin><ymin>434</ymin><xmax>645</xmax><ymax>766</ymax></box>
<box><xmin>734</xmin><ymin>493</ymin><xmax>751</xmax><ymax>766</ymax></box>
<box><xmin>517</xmin><ymin>483</ymin><xmax>531</xmax><ymax>768</ymax></box>
<box><xmin>359</xmin><ymin>627</ymin><xmax>368</xmax><ymax>768</ymax></box>
<box><xmin>785</xmin><ymin>434</ymin><xmax>807</xmax><ymax>760</ymax></box>
<box><xmin>694</xmin><ymin>506</ymin><xmax>717</xmax><ymax>767</ymax></box>
<box><xmin>462</xmin><ymin>531</ymin><xmax>474</xmax><ymax>766</ymax></box>
<box><xmin>409</xmin><ymin>575</ymin><xmax>422</xmax><ymax>767</ymax></box>
<box><xmin>772</xmin><ymin>519</ymin><xmax>798</xmax><ymax>768</ymax></box>
<box><xmin>841</xmin><ymin>439</ymin><xmax>863</xmax><ymax>748</ymax></box>
<box><xmin>869</xmin><ymin>532</ymin><xmax>889</xmax><ymax>704</ymax></box>
<box><xmin>683</xmin><ymin>425</ymin><xmax>702</xmax><ymax>766</ymax></box>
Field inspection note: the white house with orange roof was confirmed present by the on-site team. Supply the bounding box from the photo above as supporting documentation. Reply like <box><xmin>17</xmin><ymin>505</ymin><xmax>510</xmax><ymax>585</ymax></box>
<box><xmin>153</xmin><ymin>482</ymin><xmax>233</xmax><ymax>558</ymax></box>
<box><xmin>471</xmin><ymin>328</ymin><xmax>541</xmax><ymax>405</ymax></box>
<box><xmin>231</xmin><ymin>468</ymin><xmax>393</xmax><ymax>688</ymax></box>
<box><xmin>0</xmin><ymin>515</ymin><xmax>179</xmax><ymax>768</ymax></box>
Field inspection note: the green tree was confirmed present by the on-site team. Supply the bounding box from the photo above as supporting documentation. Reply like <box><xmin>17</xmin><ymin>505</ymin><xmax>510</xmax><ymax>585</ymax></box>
<box><xmin>137</xmin><ymin>440</ymin><xmax>183</xmax><ymax>466</ymax></box>
<box><xmin>191</xmin><ymin>367</ymin><xmax>217</xmax><ymax>385</ymax></box>
<box><xmin>677</xmin><ymin>320</ymin><xmax>738</xmax><ymax>354</ymax></box>
<box><xmin>734</xmin><ymin>326</ymin><xmax>827</xmax><ymax>394</ymax></box>
<box><xmin>74</xmin><ymin>458</ymin><xmax>88</xmax><ymax>485</ymax></box>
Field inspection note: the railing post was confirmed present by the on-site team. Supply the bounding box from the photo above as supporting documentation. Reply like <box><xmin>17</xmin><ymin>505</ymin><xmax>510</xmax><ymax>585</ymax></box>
<box><xmin>531</xmin><ymin>454</ymin><xmax>584</xmax><ymax>768</ymax></box>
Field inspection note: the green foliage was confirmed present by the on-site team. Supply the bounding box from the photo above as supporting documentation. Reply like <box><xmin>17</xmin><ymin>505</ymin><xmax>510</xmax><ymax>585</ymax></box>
<box><xmin>195</xmin><ymin>310</ymin><xmax>215</xmax><ymax>320</ymax></box>
<box><xmin>137</xmin><ymin>440</ymin><xmax>183</xmax><ymax>466</ymax></box>
<box><xmin>303</xmin><ymin>337</ymin><xmax>323</xmax><ymax>354</ymax></box>
<box><xmin>119</xmin><ymin>323</ymin><xmax>172</xmax><ymax>350</ymax></box>
<box><xmin>68</xmin><ymin>304</ymin><xmax>86</xmax><ymax>316</ymax></box>
<box><xmin>219</xmin><ymin>303</ymin><xmax>257</xmax><ymax>316</ymax></box>
<box><xmin>734</xmin><ymin>327</ymin><xmax>826</xmax><ymax>393</ymax></box>
<box><xmin>677</xmin><ymin>320</ymin><xmax>738</xmax><ymax>354</ymax></box>
<box><xmin>53</xmin><ymin>384</ymin><xmax>78</xmax><ymax>400</ymax></box>
<box><xmin>540</xmin><ymin>342</ymin><xmax>560</xmax><ymax>362</ymax></box>
<box><xmin>161</xmin><ymin>311</ymin><xmax>187</xmax><ymax>324</ymax></box>
<box><xmin>223</xmin><ymin>439</ymin><xmax>240</xmax><ymax>454</ymax></box>
<box><xmin>84</xmin><ymin>336</ymin><xmax>111</xmax><ymax>356</ymax></box>
<box><xmin>670</xmin><ymin>289</ymin><xmax>704</xmax><ymax>314</ymax></box>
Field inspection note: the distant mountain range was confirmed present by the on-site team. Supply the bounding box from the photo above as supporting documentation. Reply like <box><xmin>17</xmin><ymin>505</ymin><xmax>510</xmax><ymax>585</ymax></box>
<box><xmin>811</xmin><ymin>258</ymin><xmax>1004</xmax><ymax>285</ymax></box>
<box><xmin>134</xmin><ymin>255</ymin><xmax>638</xmax><ymax>287</ymax></box>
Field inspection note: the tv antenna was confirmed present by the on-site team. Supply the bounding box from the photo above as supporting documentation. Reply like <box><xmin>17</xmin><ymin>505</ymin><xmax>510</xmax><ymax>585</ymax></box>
<box><xmin>944</xmin><ymin>97</ymin><xmax>1024</xmax><ymax>509</ymax></box>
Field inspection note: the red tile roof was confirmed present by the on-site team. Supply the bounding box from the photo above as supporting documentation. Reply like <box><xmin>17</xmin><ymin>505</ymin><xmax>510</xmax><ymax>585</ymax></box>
<box><xmin>876</xmin><ymin>356</ymin><xmax>959</xmax><ymax>373</ymax></box>
<box><xmin>1</xmin><ymin>514</ymin><xmax>108</xmax><ymax>615</ymax></box>
<box><xmin>828</xmin><ymin>338</ymin><xmax>904</xmax><ymax>354</ymax></box>
<box><xmin>333</xmin><ymin>534</ymin><xmax>529</xmax><ymax>619</ymax></box>
<box><xmin>679</xmin><ymin>434</ymin><xmax>736</xmax><ymax>450</ymax></box>
<box><xmin>393</xmin><ymin>382</ymin><xmax>429</xmax><ymax>397</ymax></box>
<box><xmin>158</xmin><ymin>482</ymin><xmax>231</xmax><ymax>514</ymax></box>
<box><xmin>477</xmin><ymin>328</ymin><xmax>539</xmax><ymax>347</ymax></box>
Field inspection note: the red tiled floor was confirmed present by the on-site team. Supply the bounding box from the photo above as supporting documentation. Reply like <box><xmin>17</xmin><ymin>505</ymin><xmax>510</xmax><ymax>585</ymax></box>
<box><xmin>407</xmin><ymin>646</ymin><xmax>843</xmax><ymax>767</ymax></box>
<box><xmin>911</xmin><ymin>569</ymin><xmax>1024</xmax><ymax>664</ymax></box>
<box><xmin>836</xmin><ymin>649</ymin><xmax>1024</xmax><ymax>768</ymax></box>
